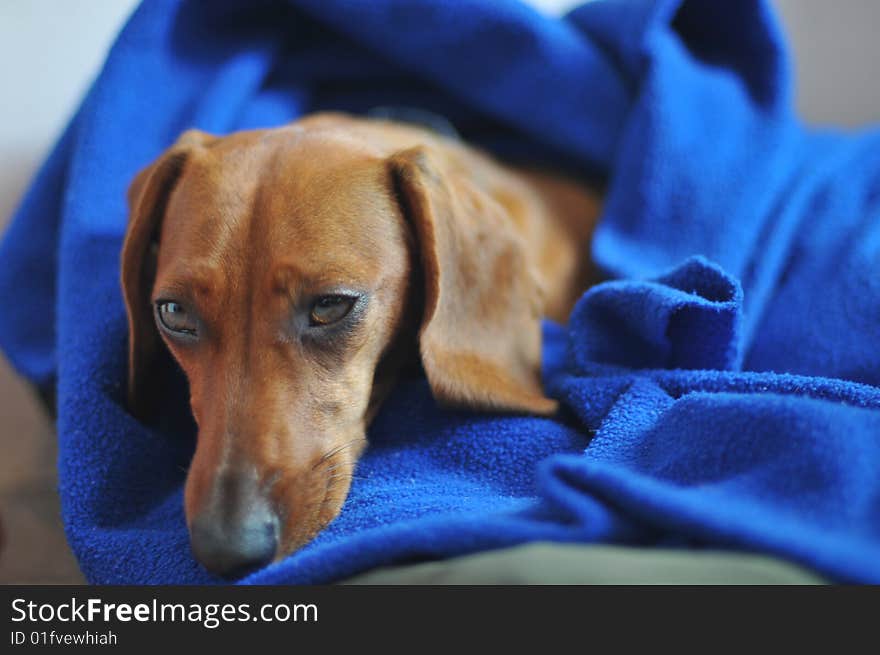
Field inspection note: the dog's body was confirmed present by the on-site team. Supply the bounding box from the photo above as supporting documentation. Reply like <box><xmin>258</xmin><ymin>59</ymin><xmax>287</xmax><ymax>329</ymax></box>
<box><xmin>122</xmin><ymin>112</ymin><xmax>601</xmax><ymax>576</ymax></box>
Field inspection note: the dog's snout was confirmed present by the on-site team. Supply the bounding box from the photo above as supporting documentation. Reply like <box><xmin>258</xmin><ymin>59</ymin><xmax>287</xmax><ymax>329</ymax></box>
<box><xmin>189</xmin><ymin>471</ymin><xmax>279</xmax><ymax>578</ymax></box>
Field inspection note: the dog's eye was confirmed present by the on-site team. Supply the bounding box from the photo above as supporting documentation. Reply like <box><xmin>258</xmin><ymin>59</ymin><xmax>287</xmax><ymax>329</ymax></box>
<box><xmin>156</xmin><ymin>301</ymin><xmax>197</xmax><ymax>336</ymax></box>
<box><xmin>309</xmin><ymin>295</ymin><xmax>356</xmax><ymax>326</ymax></box>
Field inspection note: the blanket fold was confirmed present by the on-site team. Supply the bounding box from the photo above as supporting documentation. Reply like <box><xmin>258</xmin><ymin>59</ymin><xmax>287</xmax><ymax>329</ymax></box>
<box><xmin>569</xmin><ymin>256</ymin><xmax>743</xmax><ymax>372</ymax></box>
<box><xmin>2</xmin><ymin>0</ymin><xmax>879</xmax><ymax>583</ymax></box>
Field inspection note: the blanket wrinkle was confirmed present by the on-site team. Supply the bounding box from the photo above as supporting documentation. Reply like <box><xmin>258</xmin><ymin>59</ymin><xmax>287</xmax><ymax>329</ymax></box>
<box><xmin>568</xmin><ymin>256</ymin><xmax>743</xmax><ymax>373</ymax></box>
<box><xmin>1</xmin><ymin>0</ymin><xmax>880</xmax><ymax>583</ymax></box>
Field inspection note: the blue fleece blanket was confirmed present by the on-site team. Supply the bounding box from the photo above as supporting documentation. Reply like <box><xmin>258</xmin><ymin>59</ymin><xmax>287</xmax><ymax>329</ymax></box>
<box><xmin>2</xmin><ymin>0</ymin><xmax>880</xmax><ymax>584</ymax></box>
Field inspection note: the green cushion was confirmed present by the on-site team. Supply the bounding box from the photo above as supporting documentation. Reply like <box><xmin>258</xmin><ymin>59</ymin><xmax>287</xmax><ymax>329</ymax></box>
<box><xmin>342</xmin><ymin>543</ymin><xmax>826</xmax><ymax>585</ymax></box>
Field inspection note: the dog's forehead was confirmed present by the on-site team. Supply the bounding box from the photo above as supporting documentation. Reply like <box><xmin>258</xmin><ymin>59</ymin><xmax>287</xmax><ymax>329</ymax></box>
<box><xmin>158</xmin><ymin>127</ymin><xmax>407</xmax><ymax>287</ymax></box>
<box><xmin>186</xmin><ymin>129</ymin><xmax>394</xmax><ymax>223</ymax></box>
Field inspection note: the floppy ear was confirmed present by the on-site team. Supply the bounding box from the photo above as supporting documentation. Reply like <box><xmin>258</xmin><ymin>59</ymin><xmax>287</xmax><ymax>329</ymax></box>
<box><xmin>120</xmin><ymin>129</ymin><xmax>213</xmax><ymax>419</ymax></box>
<box><xmin>388</xmin><ymin>146</ymin><xmax>557</xmax><ymax>415</ymax></box>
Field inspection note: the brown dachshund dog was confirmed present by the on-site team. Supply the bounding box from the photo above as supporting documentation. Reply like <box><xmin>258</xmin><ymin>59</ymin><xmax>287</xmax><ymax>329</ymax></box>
<box><xmin>122</xmin><ymin>112</ymin><xmax>601</xmax><ymax>576</ymax></box>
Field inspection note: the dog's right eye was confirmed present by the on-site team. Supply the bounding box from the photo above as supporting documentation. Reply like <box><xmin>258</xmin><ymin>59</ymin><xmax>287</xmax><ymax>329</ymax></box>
<box><xmin>309</xmin><ymin>295</ymin><xmax>357</xmax><ymax>327</ymax></box>
<box><xmin>156</xmin><ymin>301</ymin><xmax>198</xmax><ymax>336</ymax></box>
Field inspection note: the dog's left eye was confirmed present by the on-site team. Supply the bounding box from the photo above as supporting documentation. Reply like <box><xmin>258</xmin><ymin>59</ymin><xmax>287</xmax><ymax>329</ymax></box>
<box><xmin>309</xmin><ymin>295</ymin><xmax>356</xmax><ymax>326</ymax></box>
<box><xmin>156</xmin><ymin>301</ymin><xmax>198</xmax><ymax>336</ymax></box>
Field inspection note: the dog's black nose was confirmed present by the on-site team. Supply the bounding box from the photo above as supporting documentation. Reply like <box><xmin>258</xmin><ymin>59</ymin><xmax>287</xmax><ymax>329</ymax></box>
<box><xmin>189</xmin><ymin>474</ymin><xmax>279</xmax><ymax>578</ymax></box>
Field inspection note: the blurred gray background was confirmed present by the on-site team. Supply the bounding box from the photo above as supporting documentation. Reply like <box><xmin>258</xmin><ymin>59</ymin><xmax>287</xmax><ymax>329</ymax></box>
<box><xmin>0</xmin><ymin>0</ymin><xmax>878</xmax><ymax>583</ymax></box>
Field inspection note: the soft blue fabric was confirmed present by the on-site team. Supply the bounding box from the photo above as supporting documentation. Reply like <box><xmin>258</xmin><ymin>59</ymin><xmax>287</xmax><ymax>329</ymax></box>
<box><xmin>1</xmin><ymin>0</ymin><xmax>879</xmax><ymax>583</ymax></box>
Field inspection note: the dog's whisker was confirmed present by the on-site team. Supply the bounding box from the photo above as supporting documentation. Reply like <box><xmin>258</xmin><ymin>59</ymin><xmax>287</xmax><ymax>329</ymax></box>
<box><xmin>326</xmin><ymin>473</ymin><xmax>363</xmax><ymax>484</ymax></box>
<box><xmin>326</xmin><ymin>473</ymin><xmax>354</xmax><ymax>484</ymax></box>
<box><xmin>312</xmin><ymin>437</ymin><xmax>368</xmax><ymax>470</ymax></box>
<box><xmin>318</xmin><ymin>493</ymin><xmax>344</xmax><ymax>510</ymax></box>
<box><xmin>323</xmin><ymin>460</ymin><xmax>357</xmax><ymax>475</ymax></box>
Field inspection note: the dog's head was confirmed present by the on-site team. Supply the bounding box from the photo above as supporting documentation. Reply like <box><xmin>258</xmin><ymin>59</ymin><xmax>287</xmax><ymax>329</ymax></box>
<box><xmin>121</xmin><ymin>114</ymin><xmax>555</xmax><ymax>577</ymax></box>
